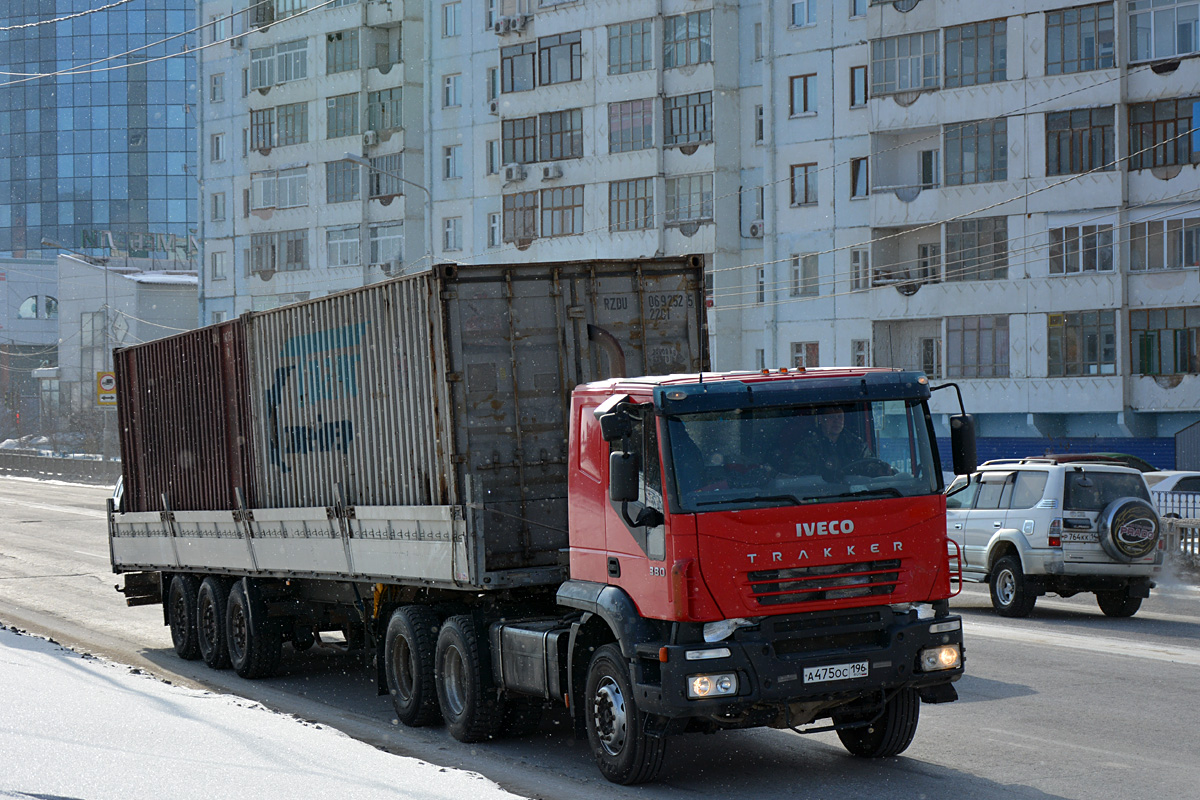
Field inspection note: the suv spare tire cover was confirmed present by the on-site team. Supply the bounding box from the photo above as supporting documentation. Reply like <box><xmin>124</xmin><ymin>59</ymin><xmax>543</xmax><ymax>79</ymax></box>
<box><xmin>1097</xmin><ymin>497</ymin><xmax>1160</xmax><ymax>562</ymax></box>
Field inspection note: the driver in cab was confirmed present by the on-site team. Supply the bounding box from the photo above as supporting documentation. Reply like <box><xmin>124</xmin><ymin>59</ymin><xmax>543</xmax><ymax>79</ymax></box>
<box><xmin>796</xmin><ymin>405</ymin><xmax>890</xmax><ymax>479</ymax></box>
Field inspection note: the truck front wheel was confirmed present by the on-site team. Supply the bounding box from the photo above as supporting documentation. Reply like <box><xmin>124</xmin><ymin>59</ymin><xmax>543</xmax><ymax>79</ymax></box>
<box><xmin>584</xmin><ymin>643</ymin><xmax>666</xmax><ymax>785</ymax></box>
<box><xmin>834</xmin><ymin>687</ymin><xmax>920</xmax><ymax>758</ymax></box>
<box><xmin>167</xmin><ymin>575</ymin><xmax>201</xmax><ymax>660</ymax></box>
<box><xmin>384</xmin><ymin>605</ymin><xmax>442</xmax><ymax>727</ymax></box>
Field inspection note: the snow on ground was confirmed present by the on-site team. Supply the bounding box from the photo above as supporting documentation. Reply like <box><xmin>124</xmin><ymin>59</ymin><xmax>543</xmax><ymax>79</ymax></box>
<box><xmin>0</xmin><ymin>625</ymin><xmax>526</xmax><ymax>800</ymax></box>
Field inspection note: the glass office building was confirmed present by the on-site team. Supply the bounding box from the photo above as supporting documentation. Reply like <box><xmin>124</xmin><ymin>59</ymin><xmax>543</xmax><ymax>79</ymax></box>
<box><xmin>0</xmin><ymin>0</ymin><xmax>196</xmax><ymax>261</ymax></box>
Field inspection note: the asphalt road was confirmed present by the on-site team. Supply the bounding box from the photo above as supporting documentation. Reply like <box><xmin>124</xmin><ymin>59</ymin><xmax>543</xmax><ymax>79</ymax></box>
<box><xmin>2</xmin><ymin>475</ymin><xmax>1197</xmax><ymax>800</ymax></box>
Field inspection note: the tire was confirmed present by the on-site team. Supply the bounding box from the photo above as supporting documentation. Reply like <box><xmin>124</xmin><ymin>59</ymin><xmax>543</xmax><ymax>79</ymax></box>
<box><xmin>834</xmin><ymin>688</ymin><xmax>920</xmax><ymax>758</ymax></box>
<box><xmin>384</xmin><ymin>606</ymin><xmax>442</xmax><ymax>727</ymax></box>
<box><xmin>990</xmin><ymin>555</ymin><xmax>1037</xmax><ymax>617</ymax></box>
<box><xmin>1098</xmin><ymin>497</ymin><xmax>1160</xmax><ymax>563</ymax></box>
<box><xmin>584</xmin><ymin>643</ymin><xmax>666</xmax><ymax>785</ymax></box>
<box><xmin>434</xmin><ymin>615</ymin><xmax>502</xmax><ymax>743</ymax></box>
<box><xmin>197</xmin><ymin>576</ymin><xmax>231</xmax><ymax>669</ymax></box>
<box><xmin>1096</xmin><ymin>591</ymin><xmax>1143</xmax><ymax>618</ymax></box>
<box><xmin>166</xmin><ymin>575</ymin><xmax>201</xmax><ymax>661</ymax></box>
<box><xmin>225</xmin><ymin>580</ymin><xmax>283</xmax><ymax>679</ymax></box>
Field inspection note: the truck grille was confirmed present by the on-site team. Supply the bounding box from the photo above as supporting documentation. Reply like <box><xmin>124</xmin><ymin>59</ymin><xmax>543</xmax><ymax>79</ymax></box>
<box><xmin>747</xmin><ymin>559</ymin><xmax>902</xmax><ymax>607</ymax></box>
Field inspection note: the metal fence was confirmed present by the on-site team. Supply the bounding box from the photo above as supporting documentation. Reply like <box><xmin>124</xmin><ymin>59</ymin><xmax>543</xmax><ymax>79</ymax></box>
<box><xmin>1162</xmin><ymin>518</ymin><xmax>1200</xmax><ymax>570</ymax></box>
<box><xmin>0</xmin><ymin>451</ymin><xmax>121</xmax><ymax>486</ymax></box>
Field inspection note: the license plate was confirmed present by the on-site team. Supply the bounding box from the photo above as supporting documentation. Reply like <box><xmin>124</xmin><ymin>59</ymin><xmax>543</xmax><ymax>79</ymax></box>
<box><xmin>1062</xmin><ymin>531</ymin><xmax>1098</xmax><ymax>542</ymax></box>
<box><xmin>804</xmin><ymin>661</ymin><xmax>868</xmax><ymax>684</ymax></box>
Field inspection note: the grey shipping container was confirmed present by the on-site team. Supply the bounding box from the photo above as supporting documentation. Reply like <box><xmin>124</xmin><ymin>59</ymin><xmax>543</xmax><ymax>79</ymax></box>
<box><xmin>111</xmin><ymin>257</ymin><xmax>707</xmax><ymax>589</ymax></box>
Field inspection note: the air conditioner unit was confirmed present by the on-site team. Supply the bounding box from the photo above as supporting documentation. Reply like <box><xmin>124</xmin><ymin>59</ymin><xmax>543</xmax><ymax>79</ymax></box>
<box><xmin>503</xmin><ymin>163</ymin><xmax>527</xmax><ymax>182</ymax></box>
<box><xmin>382</xmin><ymin>259</ymin><xmax>402</xmax><ymax>275</ymax></box>
<box><xmin>542</xmin><ymin>164</ymin><xmax>563</xmax><ymax>181</ymax></box>
<box><xmin>749</xmin><ymin>220</ymin><xmax>765</xmax><ymax>238</ymax></box>
<box><xmin>511</xmin><ymin>14</ymin><xmax>527</xmax><ymax>31</ymax></box>
<box><xmin>492</xmin><ymin>19</ymin><xmax>506</xmax><ymax>34</ymax></box>
<box><xmin>231</xmin><ymin>36</ymin><xmax>244</xmax><ymax>50</ymax></box>
<box><xmin>488</xmin><ymin>99</ymin><xmax>500</xmax><ymax>115</ymax></box>
<box><xmin>363</xmin><ymin>130</ymin><xmax>379</xmax><ymax>147</ymax></box>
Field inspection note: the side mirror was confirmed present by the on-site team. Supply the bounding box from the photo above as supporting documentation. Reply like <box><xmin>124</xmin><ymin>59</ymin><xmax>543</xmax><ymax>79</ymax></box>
<box><xmin>949</xmin><ymin>414</ymin><xmax>977</xmax><ymax>477</ymax></box>
<box><xmin>599</xmin><ymin>411</ymin><xmax>634</xmax><ymax>443</ymax></box>
<box><xmin>609</xmin><ymin>451</ymin><xmax>640</xmax><ymax>502</ymax></box>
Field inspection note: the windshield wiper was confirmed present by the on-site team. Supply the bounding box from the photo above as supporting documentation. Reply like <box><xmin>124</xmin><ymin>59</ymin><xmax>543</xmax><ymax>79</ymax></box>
<box><xmin>821</xmin><ymin>487</ymin><xmax>904</xmax><ymax>501</ymax></box>
<box><xmin>695</xmin><ymin>493</ymin><xmax>802</xmax><ymax>508</ymax></box>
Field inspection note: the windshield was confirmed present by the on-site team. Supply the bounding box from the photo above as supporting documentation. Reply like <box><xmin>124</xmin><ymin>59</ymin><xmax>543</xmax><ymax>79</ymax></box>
<box><xmin>666</xmin><ymin>399</ymin><xmax>940</xmax><ymax>512</ymax></box>
<box><xmin>1063</xmin><ymin>471</ymin><xmax>1151</xmax><ymax>511</ymax></box>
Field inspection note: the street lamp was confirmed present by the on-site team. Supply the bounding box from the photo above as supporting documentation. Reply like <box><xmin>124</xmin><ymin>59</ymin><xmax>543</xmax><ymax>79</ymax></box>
<box><xmin>340</xmin><ymin>153</ymin><xmax>434</xmax><ymax>273</ymax></box>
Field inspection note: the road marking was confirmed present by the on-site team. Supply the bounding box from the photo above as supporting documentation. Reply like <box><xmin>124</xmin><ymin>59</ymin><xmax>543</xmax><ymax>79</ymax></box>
<box><xmin>0</xmin><ymin>497</ymin><xmax>106</xmax><ymax>519</ymax></box>
<box><xmin>965</xmin><ymin>619</ymin><xmax>1200</xmax><ymax>667</ymax></box>
<box><xmin>73</xmin><ymin>550</ymin><xmax>107</xmax><ymax>561</ymax></box>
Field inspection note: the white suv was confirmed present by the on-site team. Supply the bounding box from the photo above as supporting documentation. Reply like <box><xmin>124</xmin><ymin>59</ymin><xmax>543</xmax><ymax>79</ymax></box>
<box><xmin>946</xmin><ymin>458</ymin><xmax>1162</xmax><ymax>617</ymax></box>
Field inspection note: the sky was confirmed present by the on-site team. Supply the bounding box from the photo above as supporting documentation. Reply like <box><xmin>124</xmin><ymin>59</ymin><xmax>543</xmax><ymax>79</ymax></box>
<box><xmin>0</xmin><ymin>625</ymin><xmax>526</xmax><ymax>800</ymax></box>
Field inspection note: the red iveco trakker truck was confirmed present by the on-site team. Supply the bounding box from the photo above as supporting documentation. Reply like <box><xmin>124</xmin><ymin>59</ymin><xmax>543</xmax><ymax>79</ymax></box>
<box><xmin>108</xmin><ymin>257</ymin><xmax>975</xmax><ymax>784</ymax></box>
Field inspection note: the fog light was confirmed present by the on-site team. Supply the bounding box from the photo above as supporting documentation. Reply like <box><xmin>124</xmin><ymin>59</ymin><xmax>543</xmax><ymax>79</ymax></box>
<box><xmin>687</xmin><ymin>672</ymin><xmax>738</xmax><ymax>699</ymax></box>
<box><xmin>919</xmin><ymin>644</ymin><xmax>961</xmax><ymax>672</ymax></box>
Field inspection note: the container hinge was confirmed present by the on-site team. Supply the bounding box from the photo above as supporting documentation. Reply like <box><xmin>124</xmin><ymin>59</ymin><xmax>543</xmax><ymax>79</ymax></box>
<box><xmin>452</xmin><ymin>454</ymin><xmax>468</xmax><ymax>464</ymax></box>
<box><xmin>441</xmin><ymin>290</ymin><xmax>458</xmax><ymax>301</ymax></box>
<box><xmin>446</xmin><ymin>372</ymin><xmax>463</xmax><ymax>382</ymax></box>
<box><xmin>344</xmin><ymin>507</ymin><xmax>356</xmax><ymax>520</ymax></box>
<box><xmin>326</xmin><ymin>506</ymin><xmax>338</xmax><ymax>520</ymax></box>
<box><xmin>160</xmin><ymin>511</ymin><xmax>176</xmax><ymax>523</ymax></box>
<box><xmin>566</xmin><ymin>305</ymin><xmax>586</xmax><ymax>319</ymax></box>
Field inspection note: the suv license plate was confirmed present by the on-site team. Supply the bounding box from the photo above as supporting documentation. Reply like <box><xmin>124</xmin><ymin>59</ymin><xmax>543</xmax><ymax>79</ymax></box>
<box><xmin>804</xmin><ymin>661</ymin><xmax>868</xmax><ymax>684</ymax></box>
<box><xmin>1062</xmin><ymin>531</ymin><xmax>1099</xmax><ymax>542</ymax></box>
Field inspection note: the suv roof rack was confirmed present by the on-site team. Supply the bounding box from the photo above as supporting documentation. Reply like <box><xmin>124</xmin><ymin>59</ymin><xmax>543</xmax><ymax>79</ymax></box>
<box><xmin>979</xmin><ymin>456</ymin><xmax>1130</xmax><ymax>467</ymax></box>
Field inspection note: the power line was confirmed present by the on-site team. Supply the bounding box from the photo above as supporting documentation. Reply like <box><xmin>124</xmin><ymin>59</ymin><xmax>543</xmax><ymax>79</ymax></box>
<box><xmin>0</xmin><ymin>0</ymin><xmax>135</xmax><ymax>32</ymax></box>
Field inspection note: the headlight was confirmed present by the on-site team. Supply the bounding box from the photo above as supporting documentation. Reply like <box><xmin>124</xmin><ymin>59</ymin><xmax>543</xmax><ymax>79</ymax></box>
<box><xmin>702</xmin><ymin>618</ymin><xmax>755</xmax><ymax>642</ymax></box>
<box><xmin>919</xmin><ymin>644</ymin><xmax>961</xmax><ymax>672</ymax></box>
<box><xmin>687</xmin><ymin>672</ymin><xmax>738</xmax><ymax>699</ymax></box>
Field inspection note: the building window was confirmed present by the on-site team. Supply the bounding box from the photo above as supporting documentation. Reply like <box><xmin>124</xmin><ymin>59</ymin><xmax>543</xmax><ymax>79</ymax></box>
<box><xmin>1128</xmin><ymin>97</ymin><xmax>1199</xmax><ymax>171</ymax></box>
<box><xmin>850</xmin><ymin>0</ymin><xmax>867</xmax><ymax>18</ymax></box>
<box><xmin>277</xmin><ymin>102</ymin><xmax>308</xmax><ymax>146</ymax></box>
<box><xmin>486</xmin><ymin>67</ymin><xmax>500</xmax><ymax>102</ymax></box>
<box><xmin>502</xmin><ymin>116</ymin><xmax>538</xmax><ymax>164</ymax></box>
<box><xmin>369</xmin><ymin>153</ymin><xmax>404</xmax><ymax>197</ymax></box>
<box><xmin>791</xmin><ymin>253</ymin><xmax>819</xmax><ymax>297</ymax></box>
<box><xmin>755</xmin><ymin>105</ymin><xmax>764</xmax><ymax>143</ymax></box>
<box><xmin>610</xmin><ymin>178</ymin><xmax>654</xmax><ymax>232</ymax></box>
<box><xmin>488</xmin><ymin>213</ymin><xmax>502</xmax><ymax>247</ymax></box>
<box><xmin>791</xmin><ymin>342</ymin><xmax>820</xmax><ymax>368</ymax></box>
<box><xmin>251</xmin><ymin>171</ymin><xmax>276</xmax><ymax>209</ymax></box>
<box><xmin>665</xmin><ymin>174</ymin><xmax>714</xmax><ymax>223</ymax></box>
<box><xmin>443</xmin><ymin>2</ymin><xmax>462</xmax><ymax>37</ymax></box>
<box><xmin>918</xmin><ymin>149</ymin><xmax>941</xmax><ymax>188</ymax></box>
<box><xmin>945</xmin><ymin>19</ymin><xmax>1007</xmax><ymax>88</ymax></box>
<box><xmin>210</xmin><ymin>73</ymin><xmax>224</xmax><ymax>103</ymax></box>
<box><xmin>789</xmin><ymin>74</ymin><xmax>815</xmax><ymax>115</ymax></box>
<box><xmin>790</xmin><ymin>163</ymin><xmax>818</xmax><ymax>206</ymax></box>
<box><xmin>485</xmin><ymin>0</ymin><xmax>497</xmax><ymax>30</ymax></box>
<box><xmin>1046</xmin><ymin>107</ymin><xmax>1114</xmax><ymax>175</ymax></box>
<box><xmin>850</xmin><ymin>248</ymin><xmax>869</xmax><ymax>290</ymax></box>
<box><xmin>250</xmin><ymin>233</ymin><xmax>276</xmax><ymax>274</ymax></box>
<box><xmin>663</xmin><ymin>12</ymin><xmax>712</xmax><ymax>69</ymax></box>
<box><xmin>852</xmin><ymin>339</ymin><xmax>870</xmax><ymax>367</ymax></box>
<box><xmin>1129</xmin><ymin>216</ymin><xmax>1200</xmax><ymax>270</ymax></box>
<box><xmin>274</xmin><ymin>168</ymin><xmax>307</xmax><ymax>208</ymax></box>
<box><xmin>281</xmin><ymin>229</ymin><xmax>309</xmax><ymax>272</ymax></box>
<box><xmin>946</xmin><ymin>216</ymin><xmax>1008</xmax><ymax>281</ymax></box>
<box><xmin>850</xmin><ymin>157</ymin><xmax>869</xmax><ymax>198</ymax></box>
<box><xmin>945</xmin><ymin>118</ymin><xmax>1007</xmax><ymax>185</ymax></box>
<box><xmin>540</xmin><ymin>32</ymin><xmax>583</xmax><ymax>85</ymax></box>
<box><xmin>443</xmin><ymin>217</ymin><xmax>462</xmax><ymax>251</ymax></box>
<box><xmin>327</xmin><ymin>94</ymin><xmax>359</xmax><ymax>139</ymax></box>
<box><xmin>326</xmin><ymin>30</ymin><xmax>360</xmax><ymax>74</ymax></box>
<box><xmin>326</xmin><ymin>160</ymin><xmax>361</xmax><ymax>203</ymax></box>
<box><xmin>370</xmin><ymin>223</ymin><xmax>404</xmax><ymax>266</ymax></box>
<box><xmin>1131</xmin><ymin>307</ymin><xmax>1200</xmax><ymax>375</ymax></box>
<box><xmin>915</xmin><ymin>242</ymin><xmax>942</xmax><ymax>283</ymax></box>
<box><xmin>211</xmin><ymin>251</ymin><xmax>228</xmax><ymax>281</ymax></box>
<box><xmin>540</xmin><ymin>109</ymin><xmax>584</xmax><ymax>160</ymax></box>
<box><xmin>947</xmin><ymin>316</ymin><xmax>1009</xmax><ymax>378</ymax></box>
<box><xmin>608</xmin><ymin>19</ymin><xmax>653</xmax><ymax>74</ymax></box>
<box><xmin>502</xmin><ymin>43</ymin><xmax>537</xmax><ymax>92</ymax></box>
<box><xmin>486</xmin><ymin>139</ymin><xmax>501</xmax><ymax>175</ymax></box>
<box><xmin>250</xmin><ymin>108</ymin><xmax>276</xmax><ymax>150</ymax></box>
<box><xmin>1046</xmin><ymin>3</ymin><xmax>1115</xmax><ymax>74</ymax></box>
<box><xmin>850</xmin><ymin>65</ymin><xmax>868</xmax><ymax>107</ymax></box>
<box><xmin>443</xmin><ymin>74</ymin><xmax>461</xmax><ymax>107</ymax></box>
<box><xmin>327</xmin><ymin>226</ymin><xmax>361</xmax><ymax>268</ymax></box>
<box><xmin>503</xmin><ymin>191</ymin><xmax>539</xmax><ymax>243</ymax></box>
<box><xmin>1048</xmin><ymin>310</ymin><xmax>1116</xmax><ymax>376</ymax></box>
<box><xmin>210</xmin><ymin>192</ymin><xmax>226</xmax><ymax>222</ymax></box>
<box><xmin>609</xmin><ymin>99</ymin><xmax>654</xmax><ymax>153</ymax></box>
<box><xmin>367</xmin><ymin>88</ymin><xmax>403</xmax><ymax>131</ymax></box>
<box><xmin>1050</xmin><ymin>224</ymin><xmax>1115</xmax><ymax>274</ymax></box>
<box><xmin>210</xmin><ymin>133</ymin><xmax>226</xmax><ymax>162</ymax></box>
<box><xmin>443</xmin><ymin>145</ymin><xmax>462</xmax><ymax>179</ymax></box>
<box><xmin>754</xmin><ymin>23</ymin><xmax>763</xmax><ymax>60</ymax></box>
<box><xmin>664</xmin><ymin>92</ymin><xmax>713</xmax><ymax>146</ymax></box>
<box><xmin>921</xmin><ymin>337</ymin><xmax>942</xmax><ymax>378</ymax></box>
<box><xmin>1130</xmin><ymin>0</ymin><xmax>1200</xmax><ymax>62</ymax></box>
<box><xmin>542</xmin><ymin>185</ymin><xmax>585</xmax><ymax>237</ymax></box>
<box><xmin>211</xmin><ymin>14</ymin><xmax>229</xmax><ymax>43</ymax></box>
<box><xmin>250</xmin><ymin>39</ymin><xmax>308</xmax><ymax>89</ymax></box>
<box><xmin>871</xmin><ymin>31</ymin><xmax>939</xmax><ymax>95</ymax></box>
<box><xmin>791</xmin><ymin>0</ymin><xmax>816</xmax><ymax>27</ymax></box>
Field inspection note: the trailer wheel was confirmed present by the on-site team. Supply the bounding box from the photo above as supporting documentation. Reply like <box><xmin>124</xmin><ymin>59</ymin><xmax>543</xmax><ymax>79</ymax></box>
<box><xmin>834</xmin><ymin>688</ymin><xmax>920</xmax><ymax>758</ymax></box>
<box><xmin>434</xmin><ymin>615</ymin><xmax>502</xmax><ymax>743</ymax></box>
<box><xmin>384</xmin><ymin>606</ymin><xmax>442</xmax><ymax>727</ymax></box>
<box><xmin>226</xmin><ymin>580</ymin><xmax>283</xmax><ymax>679</ymax></box>
<box><xmin>197</xmin><ymin>577</ymin><xmax>231</xmax><ymax>669</ymax></box>
<box><xmin>584</xmin><ymin>643</ymin><xmax>666</xmax><ymax>785</ymax></box>
<box><xmin>167</xmin><ymin>575</ymin><xmax>201</xmax><ymax>661</ymax></box>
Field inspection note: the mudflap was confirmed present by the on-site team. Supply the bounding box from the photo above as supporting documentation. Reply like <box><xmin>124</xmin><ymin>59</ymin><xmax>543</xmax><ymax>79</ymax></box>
<box><xmin>919</xmin><ymin>683</ymin><xmax>958</xmax><ymax>704</ymax></box>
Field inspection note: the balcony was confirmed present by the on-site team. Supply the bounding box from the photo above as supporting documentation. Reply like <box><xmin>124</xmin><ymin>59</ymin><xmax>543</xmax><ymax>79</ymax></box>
<box><xmin>870</xmin><ymin>125</ymin><xmax>941</xmax><ymax>226</ymax></box>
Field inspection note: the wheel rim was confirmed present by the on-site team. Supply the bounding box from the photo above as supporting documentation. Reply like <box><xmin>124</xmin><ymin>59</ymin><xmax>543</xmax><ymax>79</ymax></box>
<box><xmin>230</xmin><ymin>603</ymin><xmax>248</xmax><ymax>660</ymax></box>
<box><xmin>592</xmin><ymin>676</ymin><xmax>627</xmax><ymax>756</ymax></box>
<box><xmin>169</xmin><ymin>583</ymin><xmax>187</xmax><ymax>641</ymax></box>
<box><xmin>391</xmin><ymin>637</ymin><xmax>415</xmax><ymax>703</ymax></box>
<box><xmin>200</xmin><ymin>594</ymin><xmax>218</xmax><ymax>648</ymax></box>
<box><xmin>996</xmin><ymin>569</ymin><xmax>1016</xmax><ymax>606</ymax></box>
<box><xmin>442</xmin><ymin>644</ymin><xmax>467</xmax><ymax>717</ymax></box>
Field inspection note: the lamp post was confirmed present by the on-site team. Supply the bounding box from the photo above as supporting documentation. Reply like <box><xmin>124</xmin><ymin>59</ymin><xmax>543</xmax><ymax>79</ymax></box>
<box><xmin>340</xmin><ymin>153</ymin><xmax>434</xmax><ymax>273</ymax></box>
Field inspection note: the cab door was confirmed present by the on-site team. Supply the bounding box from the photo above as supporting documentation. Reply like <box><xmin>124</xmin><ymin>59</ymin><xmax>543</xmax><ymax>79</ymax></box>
<box><xmin>604</xmin><ymin>411</ymin><xmax>669</xmax><ymax>613</ymax></box>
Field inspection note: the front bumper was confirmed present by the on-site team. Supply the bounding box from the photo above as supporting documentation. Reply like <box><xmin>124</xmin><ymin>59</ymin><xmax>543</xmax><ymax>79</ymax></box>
<box><xmin>631</xmin><ymin>605</ymin><xmax>964</xmax><ymax>722</ymax></box>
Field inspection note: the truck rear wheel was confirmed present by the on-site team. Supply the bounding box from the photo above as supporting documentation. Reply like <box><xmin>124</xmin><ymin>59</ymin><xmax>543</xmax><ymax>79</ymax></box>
<box><xmin>226</xmin><ymin>580</ymin><xmax>282</xmax><ymax>679</ymax></box>
<box><xmin>435</xmin><ymin>615</ymin><xmax>502</xmax><ymax>743</ymax></box>
<box><xmin>1096</xmin><ymin>590</ymin><xmax>1142</xmax><ymax>618</ymax></box>
<box><xmin>167</xmin><ymin>575</ymin><xmax>201</xmax><ymax>660</ymax></box>
<box><xmin>834</xmin><ymin>687</ymin><xmax>920</xmax><ymax>758</ymax></box>
<box><xmin>584</xmin><ymin>643</ymin><xmax>666</xmax><ymax>785</ymax></box>
<box><xmin>384</xmin><ymin>606</ymin><xmax>442</xmax><ymax>727</ymax></box>
<box><xmin>197</xmin><ymin>576</ymin><xmax>231</xmax><ymax>669</ymax></box>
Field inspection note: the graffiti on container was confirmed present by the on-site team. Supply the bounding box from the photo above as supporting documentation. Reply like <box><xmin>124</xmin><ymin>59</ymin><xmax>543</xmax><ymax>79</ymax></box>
<box><xmin>264</xmin><ymin>322</ymin><xmax>368</xmax><ymax>473</ymax></box>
